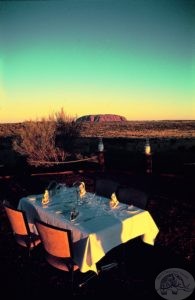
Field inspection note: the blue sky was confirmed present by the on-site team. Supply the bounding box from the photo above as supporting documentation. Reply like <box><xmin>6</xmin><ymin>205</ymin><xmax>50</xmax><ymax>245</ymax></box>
<box><xmin>0</xmin><ymin>0</ymin><xmax>194</xmax><ymax>122</ymax></box>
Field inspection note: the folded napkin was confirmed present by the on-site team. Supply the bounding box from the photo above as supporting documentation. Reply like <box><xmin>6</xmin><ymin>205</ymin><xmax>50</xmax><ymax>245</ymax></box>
<box><xmin>42</xmin><ymin>189</ymin><xmax>50</xmax><ymax>205</ymax></box>
<box><xmin>78</xmin><ymin>181</ymin><xmax>86</xmax><ymax>198</ymax></box>
<box><xmin>109</xmin><ymin>193</ymin><xmax>119</xmax><ymax>209</ymax></box>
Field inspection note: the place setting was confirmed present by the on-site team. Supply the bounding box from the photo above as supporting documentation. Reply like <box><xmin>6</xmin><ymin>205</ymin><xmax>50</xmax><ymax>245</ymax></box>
<box><xmin>28</xmin><ymin>195</ymin><xmax>37</xmax><ymax>202</ymax></box>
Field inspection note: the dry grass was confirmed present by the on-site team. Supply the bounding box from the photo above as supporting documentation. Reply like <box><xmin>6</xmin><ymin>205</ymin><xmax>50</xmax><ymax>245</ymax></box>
<box><xmin>1</xmin><ymin>120</ymin><xmax>195</xmax><ymax>139</ymax></box>
<box><xmin>79</xmin><ymin>120</ymin><xmax>195</xmax><ymax>138</ymax></box>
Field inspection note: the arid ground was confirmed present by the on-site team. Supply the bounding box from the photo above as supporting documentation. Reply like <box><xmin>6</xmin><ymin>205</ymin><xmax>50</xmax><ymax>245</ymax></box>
<box><xmin>1</xmin><ymin>120</ymin><xmax>195</xmax><ymax>138</ymax></box>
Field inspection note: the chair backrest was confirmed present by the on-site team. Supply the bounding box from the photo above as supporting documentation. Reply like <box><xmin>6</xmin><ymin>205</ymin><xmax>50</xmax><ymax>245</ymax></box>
<box><xmin>95</xmin><ymin>179</ymin><xmax>119</xmax><ymax>198</ymax></box>
<box><xmin>3</xmin><ymin>202</ymin><xmax>30</xmax><ymax>236</ymax></box>
<box><xmin>3</xmin><ymin>201</ymin><xmax>41</xmax><ymax>256</ymax></box>
<box><xmin>116</xmin><ymin>187</ymin><xmax>148</xmax><ymax>209</ymax></box>
<box><xmin>35</xmin><ymin>220</ymin><xmax>73</xmax><ymax>258</ymax></box>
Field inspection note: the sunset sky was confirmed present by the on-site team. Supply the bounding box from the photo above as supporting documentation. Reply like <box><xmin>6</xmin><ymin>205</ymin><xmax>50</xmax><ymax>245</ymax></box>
<box><xmin>0</xmin><ymin>0</ymin><xmax>194</xmax><ymax>123</ymax></box>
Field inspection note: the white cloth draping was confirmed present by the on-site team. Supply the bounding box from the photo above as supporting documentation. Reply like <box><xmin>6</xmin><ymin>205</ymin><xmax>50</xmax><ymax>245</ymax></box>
<box><xmin>18</xmin><ymin>187</ymin><xmax>159</xmax><ymax>273</ymax></box>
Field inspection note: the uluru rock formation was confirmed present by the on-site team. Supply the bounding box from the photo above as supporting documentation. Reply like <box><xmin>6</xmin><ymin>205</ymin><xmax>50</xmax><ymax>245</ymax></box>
<box><xmin>76</xmin><ymin>114</ymin><xmax>127</xmax><ymax>122</ymax></box>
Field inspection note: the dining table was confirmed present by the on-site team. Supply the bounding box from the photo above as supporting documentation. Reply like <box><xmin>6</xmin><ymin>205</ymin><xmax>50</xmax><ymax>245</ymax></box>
<box><xmin>18</xmin><ymin>186</ymin><xmax>159</xmax><ymax>274</ymax></box>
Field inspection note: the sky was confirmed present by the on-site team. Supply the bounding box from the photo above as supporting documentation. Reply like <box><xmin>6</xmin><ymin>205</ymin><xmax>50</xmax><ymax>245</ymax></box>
<box><xmin>0</xmin><ymin>0</ymin><xmax>194</xmax><ymax>123</ymax></box>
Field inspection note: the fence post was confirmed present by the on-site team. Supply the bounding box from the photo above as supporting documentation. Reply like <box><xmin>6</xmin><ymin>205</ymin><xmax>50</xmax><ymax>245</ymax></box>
<box><xmin>97</xmin><ymin>138</ymin><xmax>105</xmax><ymax>171</ymax></box>
<box><xmin>145</xmin><ymin>138</ymin><xmax>152</xmax><ymax>174</ymax></box>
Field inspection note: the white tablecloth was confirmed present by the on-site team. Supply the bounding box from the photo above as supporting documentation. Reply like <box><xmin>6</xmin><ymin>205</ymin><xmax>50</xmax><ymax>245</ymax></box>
<box><xmin>18</xmin><ymin>187</ymin><xmax>159</xmax><ymax>273</ymax></box>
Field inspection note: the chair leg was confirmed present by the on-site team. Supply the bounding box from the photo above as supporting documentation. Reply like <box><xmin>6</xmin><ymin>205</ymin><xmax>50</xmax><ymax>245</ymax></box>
<box><xmin>70</xmin><ymin>269</ymin><xmax>75</xmax><ymax>294</ymax></box>
<box><xmin>71</xmin><ymin>270</ymin><xmax>74</xmax><ymax>290</ymax></box>
<box><xmin>100</xmin><ymin>262</ymin><xmax>118</xmax><ymax>272</ymax></box>
<box><xmin>79</xmin><ymin>262</ymin><xmax>118</xmax><ymax>288</ymax></box>
<box><xmin>78</xmin><ymin>271</ymin><xmax>98</xmax><ymax>288</ymax></box>
<box><xmin>118</xmin><ymin>244</ymin><xmax>127</xmax><ymax>282</ymax></box>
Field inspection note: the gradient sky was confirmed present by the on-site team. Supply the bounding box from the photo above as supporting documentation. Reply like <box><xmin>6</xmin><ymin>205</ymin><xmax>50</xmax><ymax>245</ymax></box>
<box><xmin>0</xmin><ymin>0</ymin><xmax>194</xmax><ymax>123</ymax></box>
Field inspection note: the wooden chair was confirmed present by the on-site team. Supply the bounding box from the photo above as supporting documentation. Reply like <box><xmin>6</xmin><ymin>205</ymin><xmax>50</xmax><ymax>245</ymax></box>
<box><xmin>3</xmin><ymin>201</ymin><xmax>41</xmax><ymax>257</ymax></box>
<box><xmin>95</xmin><ymin>179</ymin><xmax>119</xmax><ymax>198</ymax></box>
<box><xmin>35</xmin><ymin>220</ymin><xmax>79</xmax><ymax>291</ymax></box>
<box><xmin>35</xmin><ymin>219</ymin><xmax>119</xmax><ymax>291</ymax></box>
<box><xmin>116</xmin><ymin>186</ymin><xmax>148</xmax><ymax>209</ymax></box>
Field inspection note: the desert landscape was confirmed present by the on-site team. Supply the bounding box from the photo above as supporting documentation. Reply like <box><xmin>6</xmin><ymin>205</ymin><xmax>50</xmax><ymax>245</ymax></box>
<box><xmin>1</xmin><ymin>120</ymin><xmax>195</xmax><ymax>138</ymax></box>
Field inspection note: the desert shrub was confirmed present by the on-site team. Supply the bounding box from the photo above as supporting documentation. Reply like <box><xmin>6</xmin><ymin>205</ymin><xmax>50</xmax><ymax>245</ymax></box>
<box><xmin>54</xmin><ymin>108</ymin><xmax>81</xmax><ymax>137</ymax></box>
<box><xmin>12</xmin><ymin>109</ymin><xmax>81</xmax><ymax>166</ymax></box>
<box><xmin>0</xmin><ymin>123</ymin><xmax>21</xmax><ymax>137</ymax></box>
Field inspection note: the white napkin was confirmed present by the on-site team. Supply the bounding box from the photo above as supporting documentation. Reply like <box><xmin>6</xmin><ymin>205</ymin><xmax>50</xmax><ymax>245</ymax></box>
<box><xmin>109</xmin><ymin>193</ymin><xmax>119</xmax><ymax>208</ymax></box>
<box><xmin>78</xmin><ymin>182</ymin><xmax>86</xmax><ymax>198</ymax></box>
<box><xmin>42</xmin><ymin>189</ymin><xmax>50</xmax><ymax>204</ymax></box>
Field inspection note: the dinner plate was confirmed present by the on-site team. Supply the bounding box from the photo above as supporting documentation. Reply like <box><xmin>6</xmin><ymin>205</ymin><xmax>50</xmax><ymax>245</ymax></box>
<box><xmin>28</xmin><ymin>196</ymin><xmax>36</xmax><ymax>201</ymax></box>
<box><xmin>127</xmin><ymin>209</ymin><xmax>141</xmax><ymax>214</ymax></box>
<box><xmin>42</xmin><ymin>204</ymin><xmax>48</xmax><ymax>208</ymax></box>
<box><xmin>55</xmin><ymin>208</ymin><xmax>70</xmax><ymax>214</ymax></box>
<box><xmin>127</xmin><ymin>205</ymin><xmax>141</xmax><ymax>210</ymax></box>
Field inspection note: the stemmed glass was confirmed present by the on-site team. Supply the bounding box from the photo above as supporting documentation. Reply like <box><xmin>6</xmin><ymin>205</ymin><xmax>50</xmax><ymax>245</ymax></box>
<box><xmin>73</xmin><ymin>181</ymin><xmax>80</xmax><ymax>205</ymax></box>
<box><xmin>96</xmin><ymin>196</ymin><xmax>105</xmax><ymax>216</ymax></box>
<box><xmin>70</xmin><ymin>181</ymin><xmax>82</xmax><ymax>220</ymax></box>
<box><xmin>47</xmin><ymin>180</ymin><xmax>58</xmax><ymax>197</ymax></box>
<box><xmin>70</xmin><ymin>206</ymin><xmax>79</xmax><ymax>222</ymax></box>
<box><xmin>73</xmin><ymin>181</ymin><xmax>86</xmax><ymax>206</ymax></box>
